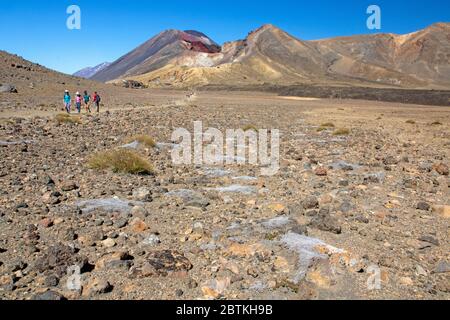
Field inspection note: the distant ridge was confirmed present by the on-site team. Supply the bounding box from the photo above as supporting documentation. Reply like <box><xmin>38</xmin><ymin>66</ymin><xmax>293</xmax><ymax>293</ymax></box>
<box><xmin>73</xmin><ymin>62</ymin><xmax>111</xmax><ymax>79</ymax></box>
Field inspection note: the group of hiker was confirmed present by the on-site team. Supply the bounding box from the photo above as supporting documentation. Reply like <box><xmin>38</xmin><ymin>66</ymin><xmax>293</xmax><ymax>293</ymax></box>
<box><xmin>63</xmin><ymin>90</ymin><xmax>101</xmax><ymax>114</ymax></box>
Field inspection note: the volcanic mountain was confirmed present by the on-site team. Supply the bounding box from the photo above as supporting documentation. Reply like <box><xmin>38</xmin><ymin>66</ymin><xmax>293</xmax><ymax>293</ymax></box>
<box><xmin>91</xmin><ymin>30</ymin><xmax>220</xmax><ymax>82</ymax></box>
<box><xmin>93</xmin><ymin>23</ymin><xmax>450</xmax><ymax>89</ymax></box>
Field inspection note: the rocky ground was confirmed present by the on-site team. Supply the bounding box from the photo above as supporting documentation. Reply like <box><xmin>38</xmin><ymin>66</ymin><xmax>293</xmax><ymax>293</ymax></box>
<box><xmin>0</xmin><ymin>90</ymin><xmax>449</xmax><ymax>300</ymax></box>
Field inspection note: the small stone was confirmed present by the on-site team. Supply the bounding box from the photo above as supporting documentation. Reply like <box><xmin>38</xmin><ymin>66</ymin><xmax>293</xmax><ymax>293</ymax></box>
<box><xmin>130</xmin><ymin>218</ymin><xmax>148</xmax><ymax>233</ymax></box>
<box><xmin>32</xmin><ymin>290</ymin><xmax>65</xmax><ymax>300</ymax></box>
<box><xmin>302</xmin><ymin>196</ymin><xmax>319</xmax><ymax>209</ymax></box>
<box><xmin>415</xmin><ymin>265</ymin><xmax>427</xmax><ymax>277</ymax></box>
<box><xmin>61</xmin><ymin>182</ymin><xmax>78</xmax><ymax>192</ymax></box>
<box><xmin>95</xmin><ymin>251</ymin><xmax>133</xmax><ymax>270</ymax></box>
<box><xmin>102</xmin><ymin>238</ymin><xmax>116</xmax><ymax>248</ymax></box>
<box><xmin>383</xmin><ymin>156</ymin><xmax>398</xmax><ymax>165</ymax></box>
<box><xmin>39</xmin><ymin>217</ymin><xmax>54</xmax><ymax>228</ymax></box>
<box><xmin>314</xmin><ymin>167</ymin><xmax>328</xmax><ymax>176</ymax></box>
<box><xmin>132</xmin><ymin>187</ymin><xmax>153</xmax><ymax>202</ymax></box>
<box><xmin>418</xmin><ymin>235</ymin><xmax>440</xmax><ymax>246</ymax></box>
<box><xmin>114</xmin><ymin>218</ymin><xmax>128</xmax><ymax>228</ymax></box>
<box><xmin>399</xmin><ymin>277</ymin><xmax>413</xmax><ymax>286</ymax></box>
<box><xmin>431</xmin><ymin>205</ymin><xmax>450</xmax><ymax>219</ymax></box>
<box><xmin>131</xmin><ymin>206</ymin><xmax>148</xmax><ymax>218</ymax></box>
<box><xmin>268</xmin><ymin>203</ymin><xmax>287</xmax><ymax>214</ymax></box>
<box><xmin>82</xmin><ymin>278</ymin><xmax>113</xmax><ymax>297</ymax></box>
<box><xmin>201</xmin><ymin>277</ymin><xmax>231</xmax><ymax>299</ymax></box>
<box><xmin>434</xmin><ymin>261</ymin><xmax>450</xmax><ymax>274</ymax></box>
<box><xmin>44</xmin><ymin>275</ymin><xmax>60</xmax><ymax>287</ymax></box>
<box><xmin>175</xmin><ymin>289</ymin><xmax>184</xmax><ymax>297</ymax></box>
<box><xmin>142</xmin><ymin>234</ymin><xmax>161</xmax><ymax>246</ymax></box>
<box><xmin>416</xmin><ymin>202</ymin><xmax>431</xmax><ymax>211</ymax></box>
<box><xmin>433</xmin><ymin>163</ymin><xmax>449</xmax><ymax>176</ymax></box>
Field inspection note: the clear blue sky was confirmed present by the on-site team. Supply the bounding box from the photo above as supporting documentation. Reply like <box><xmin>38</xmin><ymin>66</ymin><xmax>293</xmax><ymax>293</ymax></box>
<box><xmin>1</xmin><ymin>0</ymin><xmax>449</xmax><ymax>74</ymax></box>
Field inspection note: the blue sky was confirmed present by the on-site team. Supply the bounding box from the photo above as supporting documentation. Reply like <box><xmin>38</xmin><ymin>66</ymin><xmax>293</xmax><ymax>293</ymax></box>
<box><xmin>1</xmin><ymin>0</ymin><xmax>449</xmax><ymax>74</ymax></box>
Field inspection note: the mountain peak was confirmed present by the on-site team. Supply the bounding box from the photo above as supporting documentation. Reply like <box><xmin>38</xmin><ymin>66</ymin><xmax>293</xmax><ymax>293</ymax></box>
<box><xmin>429</xmin><ymin>22</ymin><xmax>450</xmax><ymax>30</ymax></box>
<box><xmin>252</xmin><ymin>24</ymin><xmax>280</xmax><ymax>34</ymax></box>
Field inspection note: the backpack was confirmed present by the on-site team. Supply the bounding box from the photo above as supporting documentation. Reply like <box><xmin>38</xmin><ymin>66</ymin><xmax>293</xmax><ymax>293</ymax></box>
<box><xmin>96</xmin><ymin>95</ymin><xmax>101</xmax><ymax>103</ymax></box>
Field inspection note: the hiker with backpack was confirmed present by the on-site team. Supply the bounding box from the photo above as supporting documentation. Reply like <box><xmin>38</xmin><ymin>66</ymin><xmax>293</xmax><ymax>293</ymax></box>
<box><xmin>75</xmin><ymin>92</ymin><xmax>82</xmax><ymax>114</ymax></box>
<box><xmin>93</xmin><ymin>91</ymin><xmax>101</xmax><ymax>113</ymax></box>
<box><xmin>83</xmin><ymin>90</ymin><xmax>91</xmax><ymax>113</ymax></box>
<box><xmin>64</xmin><ymin>90</ymin><xmax>71</xmax><ymax>114</ymax></box>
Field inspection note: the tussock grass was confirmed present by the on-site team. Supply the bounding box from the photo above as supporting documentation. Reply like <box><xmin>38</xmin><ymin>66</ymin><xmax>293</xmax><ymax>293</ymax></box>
<box><xmin>320</xmin><ymin>122</ymin><xmax>335</xmax><ymax>128</ymax></box>
<box><xmin>242</xmin><ymin>124</ymin><xmax>258</xmax><ymax>132</ymax></box>
<box><xmin>431</xmin><ymin>121</ymin><xmax>442</xmax><ymax>126</ymax></box>
<box><xmin>126</xmin><ymin>134</ymin><xmax>156</xmax><ymax>148</ymax></box>
<box><xmin>88</xmin><ymin>149</ymin><xmax>154</xmax><ymax>175</ymax></box>
<box><xmin>55</xmin><ymin>113</ymin><xmax>81</xmax><ymax>124</ymax></box>
<box><xmin>333</xmin><ymin>128</ymin><xmax>351</xmax><ymax>136</ymax></box>
<box><xmin>406</xmin><ymin>120</ymin><xmax>416</xmax><ymax>124</ymax></box>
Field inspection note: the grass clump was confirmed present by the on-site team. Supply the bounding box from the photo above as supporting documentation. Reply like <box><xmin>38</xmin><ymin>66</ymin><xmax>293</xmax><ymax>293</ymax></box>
<box><xmin>406</xmin><ymin>120</ymin><xmax>416</xmax><ymax>124</ymax></box>
<box><xmin>430</xmin><ymin>121</ymin><xmax>442</xmax><ymax>126</ymax></box>
<box><xmin>88</xmin><ymin>149</ymin><xmax>154</xmax><ymax>175</ymax></box>
<box><xmin>126</xmin><ymin>134</ymin><xmax>156</xmax><ymax>148</ymax></box>
<box><xmin>333</xmin><ymin>128</ymin><xmax>351</xmax><ymax>136</ymax></box>
<box><xmin>55</xmin><ymin>113</ymin><xmax>81</xmax><ymax>124</ymax></box>
<box><xmin>320</xmin><ymin>122</ymin><xmax>335</xmax><ymax>128</ymax></box>
<box><xmin>318</xmin><ymin>122</ymin><xmax>335</xmax><ymax>132</ymax></box>
<box><xmin>242</xmin><ymin>124</ymin><xmax>258</xmax><ymax>132</ymax></box>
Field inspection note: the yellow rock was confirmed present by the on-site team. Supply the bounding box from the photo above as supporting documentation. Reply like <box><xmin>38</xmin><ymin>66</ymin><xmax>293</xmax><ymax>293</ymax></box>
<box><xmin>273</xmin><ymin>256</ymin><xmax>290</xmax><ymax>273</ymax></box>
<box><xmin>268</xmin><ymin>203</ymin><xmax>286</xmax><ymax>214</ymax></box>
<box><xmin>384</xmin><ymin>200</ymin><xmax>401</xmax><ymax>209</ymax></box>
<box><xmin>400</xmin><ymin>277</ymin><xmax>414</xmax><ymax>286</ymax></box>
<box><xmin>226</xmin><ymin>242</ymin><xmax>270</xmax><ymax>258</ymax></box>
<box><xmin>432</xmin><ymin>205</ymin><xmax>450</xmax><ymax>219</ymax></box>
<box><xmin>202</xmin><ymin>278</ymin><xmax>231</xmax><ymax>299</ymax></box>
<box><xmin>130</xmin><ymin>218</ymin><xmax>148</xmax><ymax>233</ymax></box>
<box><xmin>319</xmin><ymin>194</ymin><xmax>334</xmax><ymax>205</ymax></box>
<box><xmin>201</xmin><ymin>286</ymin><xmax>220</xmax><ymax>299</ymax></box>
<box><xmin>307</xmin><ymin>270</ymin><xmax>332</xmax><ymax>288</ymax></box>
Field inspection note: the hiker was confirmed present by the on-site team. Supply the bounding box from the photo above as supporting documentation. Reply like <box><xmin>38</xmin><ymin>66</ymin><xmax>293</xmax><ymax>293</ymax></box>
<box><xmin>64</xmin><ymin>90</ymin><xmax>71</xmax><ymax>113</ymax></box>
<box><xmin>83</xmin><ymin>90</ymin><xmax>91</xmax><ymax>113</ymax></box>
<box><xmin>93</xmin><ymin>91</ymin><xmax>101</xmax><ymax>113</ymax></box>
<box><xmin>75</xmin><ymin>92</ymin><xmax>82</xmax><ymax>113</ymax></box>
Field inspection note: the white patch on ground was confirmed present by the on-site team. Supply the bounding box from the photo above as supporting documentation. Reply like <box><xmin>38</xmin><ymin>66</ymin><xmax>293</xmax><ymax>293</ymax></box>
<box><xmin>201</xmin><ymin>168</ymin><xmax>233</xmax><ymax>177</ymax></box>
<box><xmin>120</xmin><ymin>141</ymin><xmax>140</xmax><ymax>149</ymax></box>
<box><xmin>207</xmin><ymin>185</ymin><xmax>257</xmax><ymax>195</ymax></box>
<box><xmin>76</xmin><ymin>198</ymin><xmax>143</xmax><ymax>214</ymax></box>
<box><xmin>0</xmin><ymin>140</ymin><xmax>33</xmax><ymax>146</ymax></box>
<box><xmin>280</xmin><ymin>232</ymin><xmax>345</xmax><ymax>283</ymax></box>
<box><xmin>261</xmin><ymin>216</ymin><xmax>291</xmax><ymax>229</ymax></box>
<box><xmin>232</xmin><ymin>176</ymin><xmax>258</xmax><ymax>181</ymax></box>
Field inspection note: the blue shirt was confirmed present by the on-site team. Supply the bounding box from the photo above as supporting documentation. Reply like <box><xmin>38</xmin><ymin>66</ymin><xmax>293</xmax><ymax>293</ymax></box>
<box><xmin>64</xmin><ymin>94</ymin><xmax>71</xmax><ymax>103</ymax></box>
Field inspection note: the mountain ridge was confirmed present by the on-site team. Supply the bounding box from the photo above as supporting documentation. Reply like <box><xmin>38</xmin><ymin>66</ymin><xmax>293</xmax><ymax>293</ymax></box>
<box><xmin>62</xmin><ymin>22</ymin><xmax>450</xmax><ymax>89</ymax></box>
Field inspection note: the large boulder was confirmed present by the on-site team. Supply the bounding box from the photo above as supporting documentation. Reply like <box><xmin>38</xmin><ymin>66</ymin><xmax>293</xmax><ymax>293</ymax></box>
<box><xmin>0</xmin><ymin>84</ymin><xmax>18</xmax><ymax>93</ymax></box>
